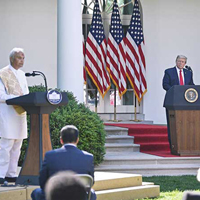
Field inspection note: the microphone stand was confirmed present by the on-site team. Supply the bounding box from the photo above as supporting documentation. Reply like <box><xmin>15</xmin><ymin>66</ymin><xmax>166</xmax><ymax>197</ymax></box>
<box><xmin>33</xmin><ymin>71</ymin><xmax>48</xmax><ymax>92</ymax></box>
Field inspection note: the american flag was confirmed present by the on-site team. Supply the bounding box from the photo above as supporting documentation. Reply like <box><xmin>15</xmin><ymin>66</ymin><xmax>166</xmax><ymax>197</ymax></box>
<box><xmin>106</xmin><ymin>0</ymin><xmax>127</xmax><ymax>97</ymax></box>
<box><xmin>83</xmin><ymin>35</ymin><xmax>86</xmax><ymax>84</ymax></box>
<box><xmin>85</xmin><ymin>0</ymin><xmax>110</xmax><ymax>98</ymax></box>
<box><xmin>126</xmin><ymin>0</ymin><xmax>147</xmax><ymax>102</ymax></box>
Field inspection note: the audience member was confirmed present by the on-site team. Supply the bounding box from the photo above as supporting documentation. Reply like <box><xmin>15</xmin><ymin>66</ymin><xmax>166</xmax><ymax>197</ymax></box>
<box><xmin>182</xmin><ymin>169</ymin><xmax>200</xmax><ymax>200</ymax></box>
<box><xmin>182</xmin><ymin>191</ymin><xmax>200</xmax><ymax>200</ymax></box>
<box><xmin>31</xmin><ymin>125</ymin><xmax>96</xmax><ymax>200</ymax></box>
<box><xmin>45</xmin><ymin>171</ymin><xmax>87</xmax><ymax>200</ymax></box>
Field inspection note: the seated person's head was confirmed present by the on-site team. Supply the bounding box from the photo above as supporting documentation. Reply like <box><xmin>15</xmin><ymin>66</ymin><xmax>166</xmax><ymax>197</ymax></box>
<box><xmin>45</xmin><ymin>171</ymin><xmax>86</xmax><ymax>200</ymax></box>
<box><xmin>60</xmin><ymin>125</ymin><xmax>79</xmax><ymax>145</ymax></box>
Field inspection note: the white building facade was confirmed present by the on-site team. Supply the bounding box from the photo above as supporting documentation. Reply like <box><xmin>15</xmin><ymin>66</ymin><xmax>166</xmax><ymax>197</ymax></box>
<box><xmin>0</xmin><ymin>0</ymin><xmax>200</xmax><ymax>124</ymax></box>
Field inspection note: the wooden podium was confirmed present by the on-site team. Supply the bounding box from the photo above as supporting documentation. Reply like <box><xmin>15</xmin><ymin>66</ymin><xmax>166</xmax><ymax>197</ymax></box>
<box><xmin>164</xmin><ymin>85</ymin><xmax>200</xmax><ymax>156</ymax></box>
<box><xmin>6</xmin><ymin>92</ymin><xmax>68</xmax><ymax>185</ymax></box>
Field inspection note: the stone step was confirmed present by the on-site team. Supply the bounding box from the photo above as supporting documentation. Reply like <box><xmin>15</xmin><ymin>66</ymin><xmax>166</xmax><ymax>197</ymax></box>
<box><xmin>102</xmin><ymin>153</ymin><xmax>200</xmax><ymax>165</ymax></box>
<box><xmin>0</xmin><ymin>185</ymin><xmax>38</xmax><ymax>200</ymax></box>
<box><xmin>94</xmin><ymin>171</ymin><xmax>159</xmax><ymax>200</ymax></box>
<box><xmin>157</xmin><ymin>157</ymin><xmax>200</xmax><ymax>165</ymax></box>
<box><xmin>93</xmin><ymin>172</ymin><xmax>142</xmax><ymax>191</ymax></box>
<box><xmin>100</xmin><ymin>113</ymin><xmax>147</xmax><ymax>121</ymax></box>
<box><xmin>95</xmin><ymin>164</ymin><xmax>200</xmax><ymax>176</ymax></box>
<box><xmin>96</xmin><ymin>185</ymin><xmax>160</xmax><ymax>200</ymax></box>
<box><xmin>106</xmin><ymin>135</ymin><xmax>134</xmax><ymax>143</ymax></box>
<box><xmin>104</xmin><ymin>120</ymin><xmax>154</xmax><ymax>124</ymax></box>
<box><xmin>100</xmin><ymin>158</ymin><xmax>200</xmax><ymax>166</ymax></box>
<box><xmin>0</xmin><ymin>172</ymin><xmax>159</xmax><ymax>200</ymax></box>
<box><xmin>102</xmin><ymin>124</ymin><xmax>200</xmax><ymax>177</ymax></box>
<box><xmin>105</xmin><ymin>143</ymin><xmax>140</xmax><ymax>152</ymax></box>
<box><xmin>100</xmin><ymin>157</ymin><xmax>158</xmax><ymax>166</ymax></box>
<box><xmin>104</xmin><ymin>126</ymin><xmax>129</xmax><ymax>136</ymax></box>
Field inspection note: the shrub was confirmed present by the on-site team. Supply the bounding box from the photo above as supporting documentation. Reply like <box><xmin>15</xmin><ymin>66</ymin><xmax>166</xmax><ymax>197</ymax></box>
<box><xmin>19</xmin><ymin>85</ymin><xmax>106</xmax><ymax>166</ymax></box>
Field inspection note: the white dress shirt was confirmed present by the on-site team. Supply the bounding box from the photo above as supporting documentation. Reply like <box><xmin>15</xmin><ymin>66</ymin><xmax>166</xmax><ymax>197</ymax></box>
<box><xmin>176</xmin><ymin>66</ymin><xmax>185</xmax><ymax>85</ymax></box>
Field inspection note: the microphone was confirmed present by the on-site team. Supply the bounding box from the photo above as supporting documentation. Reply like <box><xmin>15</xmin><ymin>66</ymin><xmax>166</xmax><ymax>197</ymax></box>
<box><xmin>25</xmin><ymin>72</ymin><xmax>40</xmax><ymax>77</ymax></box>
<box><xmin>25</xmin><ymin>71</ymin><xmax>48</xmax><ymax>92</ymax></box>
<box><xmin>185</xmin><ymin>65</ymin><xmax>192</xmax><ymax>72</ymax></box>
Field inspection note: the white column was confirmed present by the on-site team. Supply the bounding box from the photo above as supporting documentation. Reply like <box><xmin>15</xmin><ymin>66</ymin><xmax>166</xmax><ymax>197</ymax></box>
<box><xmin>57</xmin><ymin>0</ymin><xmax>83</xmax><ymax>102</ymax></box>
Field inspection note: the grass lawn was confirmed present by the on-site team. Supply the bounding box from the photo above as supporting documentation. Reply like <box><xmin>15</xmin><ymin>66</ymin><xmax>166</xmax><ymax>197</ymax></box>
<box><xmin>138</xmin><ymin>175</ymin><xmax>200</xmax><ymax>200</ymax></box>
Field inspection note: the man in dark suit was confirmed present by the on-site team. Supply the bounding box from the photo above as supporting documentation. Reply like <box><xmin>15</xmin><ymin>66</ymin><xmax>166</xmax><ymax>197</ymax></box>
<box><xmin>31</xmin><ymin>125</ymin><xmax>96</xmax><ymax>200</ymax></box>
<box><xmin>162</xmin><ymin>55</ymin><xmax>194</xmax><ymax>149</ymax></box>
<box><xmin>163</xmin><ymin>55</ymin><xmax>194</xmax><ymax>91</ymax></box>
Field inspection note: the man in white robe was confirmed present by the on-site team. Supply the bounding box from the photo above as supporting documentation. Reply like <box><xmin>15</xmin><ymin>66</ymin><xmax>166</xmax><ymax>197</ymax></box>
<box><xmin>0</xmin><ymin>48</ymin><xmax>29</xmax><ymax>184</ymax></box>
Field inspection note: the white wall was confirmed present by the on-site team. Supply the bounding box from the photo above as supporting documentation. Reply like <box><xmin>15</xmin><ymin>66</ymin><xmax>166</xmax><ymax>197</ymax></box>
<box><xmin>0</xmin><ymin>0</ymin><xmax>57</xmax><ymax>89</ymax></box>
<box><xmin>0</xmin><ymin>0</ymin><xmax>200</xmax><ymax>124</ymax></box>
<box><xmin>142</xmin><ymin>0</ymin><xmax>200</xmax><ymax>124</ymax></box>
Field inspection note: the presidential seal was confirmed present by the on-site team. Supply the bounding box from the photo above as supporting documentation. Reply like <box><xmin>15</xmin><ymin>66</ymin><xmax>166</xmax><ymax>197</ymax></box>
<box><xmin>47</xmin><ymin>90</ymin><xmax>62</xmax><ymax>105</ymax></box>
<box><xmin>185</xmin><ymin>88</ymin><xmax>198</xmax><ymax>103</ymax></box>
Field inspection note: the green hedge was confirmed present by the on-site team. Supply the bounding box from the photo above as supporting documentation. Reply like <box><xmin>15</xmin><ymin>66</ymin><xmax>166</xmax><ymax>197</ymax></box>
<box><xmin>19</xmin><ymin>85</ymin><xmax>106</xmax><ymax>165</ymax></box>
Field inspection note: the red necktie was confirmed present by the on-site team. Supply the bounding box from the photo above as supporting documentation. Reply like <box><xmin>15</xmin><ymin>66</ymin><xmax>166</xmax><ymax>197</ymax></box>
<box><xmin>179</xmin><ymin>70</ymin><xmax>184</xmax><ymax>85</ymax></box>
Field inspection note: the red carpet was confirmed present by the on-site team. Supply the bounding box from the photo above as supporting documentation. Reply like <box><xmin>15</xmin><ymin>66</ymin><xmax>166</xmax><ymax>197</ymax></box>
<box><xmin>104</xmin><ymin>123</ymin><xmax>178</xmax><ymax>157</ymax></box>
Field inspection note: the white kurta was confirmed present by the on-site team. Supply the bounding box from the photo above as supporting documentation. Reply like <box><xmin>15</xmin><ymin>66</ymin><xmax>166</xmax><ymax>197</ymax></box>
<box><xmin>0</xmin><ymin>65</ymin><xmax>29</xmax><ymax>139</ymax></box>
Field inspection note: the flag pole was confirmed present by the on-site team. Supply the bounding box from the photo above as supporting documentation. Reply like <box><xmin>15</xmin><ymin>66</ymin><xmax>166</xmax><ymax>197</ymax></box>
<box><xmin>114</xmin><ymin>85</ymin><xmax>117</xmax><ymax>121</ymax></box>
<box><xmin>95</xmin><ymin>87</ymin><xmax>98</xmax><ymax>113</ymax></box>
<box><xmin>133</xmin><ymin>95</ymin><xmax>141</xmax><ymax>122</ymax></box>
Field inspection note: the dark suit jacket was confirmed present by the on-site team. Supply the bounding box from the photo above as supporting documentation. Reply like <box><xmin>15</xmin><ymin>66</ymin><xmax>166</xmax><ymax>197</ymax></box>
<box><xmin>182</xmin><ymin>191</ymin><xmax>200</xmax><ymax>200</ymax></box>
<box><xmin>39</xmin><ymin>144</ymin><xmax>94</xmax><ymax>190</ymax></box>
<box><xmin>162</xmin><ymin>67</ymin><xmax>194</xmax><ymax>91</ymax></box>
